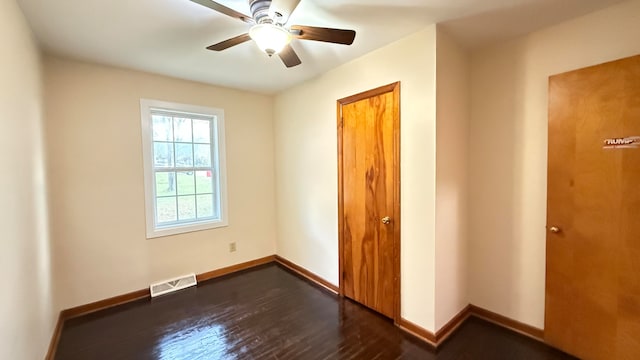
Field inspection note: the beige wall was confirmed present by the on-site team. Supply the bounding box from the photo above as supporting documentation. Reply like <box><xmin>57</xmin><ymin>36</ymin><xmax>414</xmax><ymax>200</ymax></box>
<box><xmin>468</xmin><ymin>0</ymin><xmax>640</xmax><ymax>328</ymax></box>
<box><xmin>44</xmin><ymin>57</ymin><xmax>277</xmax><ymax>309</ymax></box>
<box><xmin>274</xmin><ymin>26</ymin><xmax>439</xmax><ymax>331</ymax></box>
<box><xmin>0</xmin><ymin>0</ymin><xmax>55</xmax><ymax>358</ymax></box>
<box><xmin>434</xmin><ymin>28</ymin><xmax>470</xmax><ymax>330</ymax></box>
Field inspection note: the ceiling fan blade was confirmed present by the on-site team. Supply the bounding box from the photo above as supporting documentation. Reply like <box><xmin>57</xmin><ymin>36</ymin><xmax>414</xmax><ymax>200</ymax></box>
<box><xmin>290</xmin><ymin>25</ymin><xmax>356</xmax><ymax>45</ymax></box>
<box><xmin>206</xmin><ymin>33</ymin><xmax>251</xmax><ymax>51</ymax></box>
<box><xmin>278</xmin><ymin>44</ymin><xmax>302</xmax><ymax>68</ymax></box>
<box><xmin>190</xmin><ymin>0</ymin><xmax>254</xmax><ymax>23</ymax></box>
<box><xmin>269</xmin><ymin>0</ymin><xmax>302</xmax><ymax>24</ymax></box>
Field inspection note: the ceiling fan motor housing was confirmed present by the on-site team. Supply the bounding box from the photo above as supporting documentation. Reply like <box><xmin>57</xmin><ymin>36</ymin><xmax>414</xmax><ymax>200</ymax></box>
<box><xmin>250</xmin><ymin>0</ymin><xmax>273</xmax><ymax>24</ymax></box>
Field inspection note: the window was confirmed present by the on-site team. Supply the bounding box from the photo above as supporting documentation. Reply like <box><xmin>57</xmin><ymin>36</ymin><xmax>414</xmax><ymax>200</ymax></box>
<box><xmin>140</xmin><ymin>99</ymin><xmax>227</xmax><ymax>238</ymax></box>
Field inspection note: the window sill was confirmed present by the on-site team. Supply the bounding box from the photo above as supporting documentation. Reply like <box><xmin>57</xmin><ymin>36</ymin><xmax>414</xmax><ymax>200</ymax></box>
<box><xmin>146</xmin><ymin>220</ymin><xmax>228</xmax><ymax>239</ymax></box>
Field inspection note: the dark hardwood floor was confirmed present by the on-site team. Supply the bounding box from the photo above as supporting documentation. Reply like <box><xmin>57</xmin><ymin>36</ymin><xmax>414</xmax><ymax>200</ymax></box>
<box><xmin>55</xmin><ymin>264</ymin><xmax>576</xmax><ymax>359</ymax></box>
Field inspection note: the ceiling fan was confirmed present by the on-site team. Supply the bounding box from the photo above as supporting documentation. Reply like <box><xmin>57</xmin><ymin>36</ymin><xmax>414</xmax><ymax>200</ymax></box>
<box><xmin>190</xmin><ymin>0</ymin><xmax>356</xmax><ymax>68</ymax></box>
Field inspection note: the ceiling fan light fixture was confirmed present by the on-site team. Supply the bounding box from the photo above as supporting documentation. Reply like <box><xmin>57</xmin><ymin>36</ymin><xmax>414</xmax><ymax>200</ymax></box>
<box><xmin>249</xmin><ymin>24</ymin><xmax>292</xmax><ymax>56</ymax></box>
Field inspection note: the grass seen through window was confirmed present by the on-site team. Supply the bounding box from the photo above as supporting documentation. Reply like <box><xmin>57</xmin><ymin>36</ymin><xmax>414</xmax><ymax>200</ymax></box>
<box><xmin>155</xmin><ymin>171</ymin><xmax>216</xmax><ymax>224</ymax></box>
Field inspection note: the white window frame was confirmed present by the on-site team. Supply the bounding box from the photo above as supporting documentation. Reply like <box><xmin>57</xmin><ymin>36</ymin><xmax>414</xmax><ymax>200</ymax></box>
<box><xmin>140</xmin><ymin>99</ymin><xmax>228</xmax><ymax>238</ymax></box>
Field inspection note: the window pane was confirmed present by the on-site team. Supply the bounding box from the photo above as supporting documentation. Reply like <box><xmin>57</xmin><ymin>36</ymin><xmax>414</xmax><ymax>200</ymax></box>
<box><xmin>193</xmin><ymin>119</ymin><xmax>210</xmax><ymax>143</ymax></box>
<box><xmin>174</xmin><ymin>118</ymin><xmax>192</xmax><ymax>142</ymax></box>
<box><xmin>195</xmin><ymin>171</ymin><xmax>213</xmax><ymax>194</ymax></box>
<box><xmin>175</xmin><ymin>143</ymin><xmax>193</xmax><ymax>167</ymax></box>
<box><xmin>177</xmin><ymin>171</ymin><xmax>195</xmax><ymax>195</ymax></box>
<box><xmin>194</xmin><ymin>144</ymin><xmax>211</xmax><ymax>167</ymax></box>
<box><xmin>157</xmin><ymin>197</ymin><xmax>177</xmax><ymax>224</ymax></box>
<box><xmin>152</xmin><ymin>115</ymin><xmax>173</xmax><ymax>141</ymax></box>
<box><xmin>178</xmin><ymin>196</ymin><xmax>196</xmax><ymax>221</ymax></box>
<box><xmin>153</xmin><ymin>142</ymin><xmax>174</xmax><ymax>168</ymax></box>
<box><xmin>196</xmin><ymin>194</ymin><xmax>214</xmax><ymax>218</ymax></box>
<box><xmin>155</xmin><ymin>172</ymin><xmax>176</xmax><ymax>196</ymax></box>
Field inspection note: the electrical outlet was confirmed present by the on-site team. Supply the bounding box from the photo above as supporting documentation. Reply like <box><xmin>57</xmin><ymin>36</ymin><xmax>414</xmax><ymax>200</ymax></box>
<box><xmin>229</xmin><ymin>242</ymin><xmax>236</xmax><ymax>252</ymax></box>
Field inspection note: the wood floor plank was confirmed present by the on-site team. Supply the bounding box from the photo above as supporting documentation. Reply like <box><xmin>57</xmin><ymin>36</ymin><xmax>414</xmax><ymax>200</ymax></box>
<box><xmin>55</xmin><ymin>264</ymin><xmax>575</xmax><ymax>359</ymax></box>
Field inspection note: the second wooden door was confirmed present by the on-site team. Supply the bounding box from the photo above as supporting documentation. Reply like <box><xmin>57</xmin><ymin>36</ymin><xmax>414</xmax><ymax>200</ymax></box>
<box><xmin>546</xmin><ymin>55</ymin><xmax>640</xmax><ymax>359</ymax></box>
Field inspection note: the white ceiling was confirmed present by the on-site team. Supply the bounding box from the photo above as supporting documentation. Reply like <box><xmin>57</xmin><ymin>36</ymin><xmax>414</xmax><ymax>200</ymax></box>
<box><xmin>17</xmin><ymin>0</ymin><xmax>625</xmax><ymax>94</ymax></box>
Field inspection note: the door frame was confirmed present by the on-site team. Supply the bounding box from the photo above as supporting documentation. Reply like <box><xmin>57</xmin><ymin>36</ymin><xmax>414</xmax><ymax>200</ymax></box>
<box><xmin>336</xmin><ymin>81</ymin><xmax>401</xmax><ymax>322</ymax></box>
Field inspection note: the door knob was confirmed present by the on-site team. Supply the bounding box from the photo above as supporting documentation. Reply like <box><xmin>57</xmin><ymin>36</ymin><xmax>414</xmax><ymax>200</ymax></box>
<box><xmin>381</xmin><ymin>216</ymin><xmax>391</xmax><ymax>225</ymax></box>
<box><xmin>549</xmin><ymin>226</ymin><xmax>561</xmax><ymax>233</ymax></box>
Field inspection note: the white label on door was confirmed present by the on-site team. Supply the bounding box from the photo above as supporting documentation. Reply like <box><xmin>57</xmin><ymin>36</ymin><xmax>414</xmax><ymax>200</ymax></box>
<box><xmin>603</xmin><ymin>136</ymin><xmax>640</xmax><ymax>149</ymax></box>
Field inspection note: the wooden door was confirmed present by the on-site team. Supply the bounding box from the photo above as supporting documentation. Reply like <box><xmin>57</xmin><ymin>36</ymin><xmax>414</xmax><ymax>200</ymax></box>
<box><xmin>546</xmin><ymin>55</ymin><xmax>640</xmax><ymax>360</ymax></box>
<box><xmin>338</xmin><ymin>82</ymin><xmax>400</xmax><ymax>320</ymax></box>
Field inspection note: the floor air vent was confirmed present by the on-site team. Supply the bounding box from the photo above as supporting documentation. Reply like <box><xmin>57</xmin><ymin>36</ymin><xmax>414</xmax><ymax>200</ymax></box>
<box><xmin>150</xmin><ymin>273</ymin><xmax>197</xmax><ymax>297</ymax></box>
